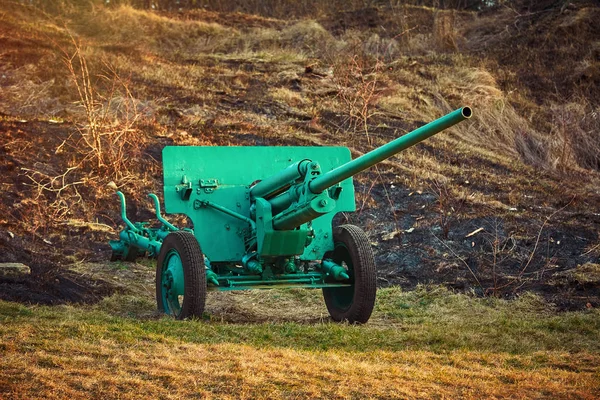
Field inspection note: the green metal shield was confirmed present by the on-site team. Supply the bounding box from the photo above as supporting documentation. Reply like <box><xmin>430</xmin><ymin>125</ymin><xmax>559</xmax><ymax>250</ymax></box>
<box><xmin>162</xmin><ymin>146</ymin><xmax>356</xmax><ymax>262</ymax></box>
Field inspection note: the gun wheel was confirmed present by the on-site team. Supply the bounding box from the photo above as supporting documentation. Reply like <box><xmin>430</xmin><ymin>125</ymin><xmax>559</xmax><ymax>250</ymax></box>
<box><xmin>156</xmin><ymin>231</ymin><xmax>206</xmax><ymax>320</ymax></box>
<box><xmin>322</xmin><ymin>224</ymin><xmax>377</xmax><ymax>324</ymax></box>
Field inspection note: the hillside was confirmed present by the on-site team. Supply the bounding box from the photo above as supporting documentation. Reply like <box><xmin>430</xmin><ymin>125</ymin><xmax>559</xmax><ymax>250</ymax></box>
<box><xmin>1</xmin><ymin>1</ymin><xmax>599</xmax><ymax>398</ymax></box>
<box><xmin>1</xmin><ymin>0</ymin><xmax>599</xmax><ymax>306</ymax></box>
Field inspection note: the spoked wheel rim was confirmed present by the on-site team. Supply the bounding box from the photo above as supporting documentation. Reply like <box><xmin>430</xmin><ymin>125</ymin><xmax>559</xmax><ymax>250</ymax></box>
<box><xmin>161</xmin><ymin>249</ymin><xmax>185</xmax><ymax>317</ymax></box>
<box><xmin>325</xmin><ymin>243</ymin><xmax>355</xmax><ymax>311</ymax></box>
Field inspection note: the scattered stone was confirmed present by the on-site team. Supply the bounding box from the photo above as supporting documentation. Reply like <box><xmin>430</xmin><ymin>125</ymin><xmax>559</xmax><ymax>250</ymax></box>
<box><xmin>0</xmin><ymin>263</ymin><xmax>31</xmax><ymax>278</ymax></box>
<box><xmin>382</xmin><ymin>227</ymin><xmax>415</xmax><ymax>241</ymax></box>
<box><xmin>465</xmin><ymin>227</ymin><xmax>484</xmax><ymax>238</ymax></box>
<box><xmin>382</xmin><ymin>230</ymin><xmax>400</xmax><ymax>241</ymax></box>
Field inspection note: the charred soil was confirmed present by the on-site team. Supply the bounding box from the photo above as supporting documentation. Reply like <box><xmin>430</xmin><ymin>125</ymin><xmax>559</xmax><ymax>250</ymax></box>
<box><xmin>0</xmin><ymin>1</ymin><xmax>599</xmax><ymax>311</ymax></box>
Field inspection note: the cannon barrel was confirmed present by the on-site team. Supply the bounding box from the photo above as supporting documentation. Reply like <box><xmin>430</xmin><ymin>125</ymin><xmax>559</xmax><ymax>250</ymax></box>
<box><xmin>250</xmin><ymin>159</ymin><xmax>311</xmax><ymax>199</ymax></box>
<box><xmin>309</xmin><ymin>107</ymin><xmax>472</xmax><ymax>194</ymax></box>
<box><xmin>269</xmin><ymin>107</ymin><xmax>472</xmax><ymax>230</ymax></box>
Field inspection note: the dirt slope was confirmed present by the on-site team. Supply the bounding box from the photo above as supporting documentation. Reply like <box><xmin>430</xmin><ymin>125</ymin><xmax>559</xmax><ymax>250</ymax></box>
<box><xmin>0</xmin><ymin>1</ymin><xmax>599</xmax><ymax>309</ymax></box>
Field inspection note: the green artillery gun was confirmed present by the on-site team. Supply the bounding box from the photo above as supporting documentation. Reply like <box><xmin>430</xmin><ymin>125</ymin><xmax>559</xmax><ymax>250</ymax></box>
<box><xmin>109</xmin><ymin>107</ymin><xmax>472</xmax><ymax>323</ymax></box>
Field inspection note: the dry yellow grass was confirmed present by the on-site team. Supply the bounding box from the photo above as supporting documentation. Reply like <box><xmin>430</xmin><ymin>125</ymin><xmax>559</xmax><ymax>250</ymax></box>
<box><xmin>2</xmin><ymin>3</ymin><xmax>600</xmax><ymax>398</ymax></box>
<box><xmin>1</xmin><ymin>325</ymin><xmax>598</xmax><ymax>399</ymax></box>
<box><xmin>2</xmin><ymin>266</ymin><xmax>600</xmax><ymax>399</ymax></box>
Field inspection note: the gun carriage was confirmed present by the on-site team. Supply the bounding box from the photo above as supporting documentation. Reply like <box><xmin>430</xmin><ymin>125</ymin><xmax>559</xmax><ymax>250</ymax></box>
<box><xmin>109</xmin><ymin>107</ymin><xmax>472</xmax><ymax>323</ymax></box>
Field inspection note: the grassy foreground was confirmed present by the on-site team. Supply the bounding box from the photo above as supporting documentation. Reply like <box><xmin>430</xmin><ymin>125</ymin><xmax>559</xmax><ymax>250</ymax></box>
<box><xmin>0</xmin><ymin>287</ymin><xmax>598</xmax><ymax>399</ymax></box>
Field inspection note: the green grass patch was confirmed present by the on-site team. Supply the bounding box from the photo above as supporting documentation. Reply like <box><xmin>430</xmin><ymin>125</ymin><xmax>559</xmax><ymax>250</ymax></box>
<box><xmin>1</xmin><ymin>287</ymin><xmax>598</xmax><ymax>355</ymax></box>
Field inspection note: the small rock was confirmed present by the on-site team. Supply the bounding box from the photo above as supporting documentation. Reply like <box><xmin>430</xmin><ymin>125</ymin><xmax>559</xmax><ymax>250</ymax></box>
<box><xmin>382</xmin><ymin>230</ymin><xmax>400</xmax><ymax>241</ymax></box>
<box><xmin>0</xmin><ymin>263</ymin><xmax>31</xmax><ymax>277</ymax></box>
<box><xmin>465</xmin><ymin>227</ymin><xmax>484</xmax><ymax>238</ymax></box>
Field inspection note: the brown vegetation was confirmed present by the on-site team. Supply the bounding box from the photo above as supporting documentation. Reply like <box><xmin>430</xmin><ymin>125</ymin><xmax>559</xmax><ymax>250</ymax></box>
<box><xmin>1</xmin><ymin>0</ymin><xmax>599</xmax><ymax>305</ymax></box>
<box><xmin>1</xmin><ymin>1</ymin><xmax>599</xmax><ymax>398</ymax></box>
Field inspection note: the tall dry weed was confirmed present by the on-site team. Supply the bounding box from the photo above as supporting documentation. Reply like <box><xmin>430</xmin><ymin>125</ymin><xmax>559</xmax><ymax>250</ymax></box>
<box><xmin>550</xmin><ymin>102</ymin><xmax>600</xmax><ymax>171</ymax></box>
<box><xmin>433</xmin><ymin>10</ymin><xmax>458</xmax><ymax>50</ymax></box>
<box><xmin>76</xmin><ymin>4</ymin><xmax>226</xmax><ymax>51</ymax></box>
<box><xmin>333</xmin><ymin>55</ymin><xmax>385</xmax><ymax>144</ymax></box>
<box><xmin>59</xmin><ymin>36</ymin><xmax>146</xmax><ymax>183</ymax></box>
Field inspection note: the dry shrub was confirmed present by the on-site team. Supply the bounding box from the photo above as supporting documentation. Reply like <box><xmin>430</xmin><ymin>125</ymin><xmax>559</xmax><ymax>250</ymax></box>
<box><xmin>332</xmin><ymin>54</ymin><xmax>386</xmax><ymax>144</ymax></box>
<box><xmin>0</xmin><ymin>69</ymin><xmax>59</xmax><ymax>118</ymax></box>
<box><xmin>60</xmin><ymin>40</ymin><xmax>148</xmax><ymax>184</ymax></box>
<box><xmin>20</xmin><ymin>167</ymin><xmax>85</xmax><ymax>234</ymax></box>
<box><xmin>20</xmin><ymin>35</ymin><xmax>152</xmax><ymax>229</ymax></box>
<box><xmin>178</xmin><ymin>0</ymin><xmax>381</xmax><ymax>19</ymax></box>
<box><xmin>75</xmin><ymin>5</ymin><xmax>227</xmax><ymax>50</ymax></box>
<box><xmin>226</xmin><ymin>20</ymin><xmax>338</xmax><ymax>59</ymax></box>
<box><xmin>514</xmin><ymin>129</ymin><xmax>550</xmax><ymax>168</ymax></box>
<box><xmin>422</xmin><ymin>66</ymin><xmax>529</xmax><ymax>158</ymax></box>
<box><xmin>12</xmin><ymin>0</ymin><xmax>102</xmax><ymax>14</ymax></box>
<box><xmin>269</xmin><ymin>87</ymin><xmax>306</xmax><ymax>108</ymax></box>
<box><xmin>278</xmin><ymin>20</ymin><xmax>337</xmax><ymax>56</ymax></box>
<box><xmin>475</xmin><ymin>99</ymin><xmax>600</xmax><ymax>173</ymax></box>
<box><xmin>363</xmin><ymin>33</ymin><xmax>401</xmax><ymax>62</ymax></box>
<box><xmin>379</xmin><ymin>59</ymin><xmax>556</xmax><ymax>170</ymax></box>
<box><xmin>433</xmin><ymin>10</ymin><xmax>457</xmax><ymax>50</ymax></box>
<box><xmin>549</xmin><ymin>102</ymin><xmax>600</xmax><ymax>171</ymax></box>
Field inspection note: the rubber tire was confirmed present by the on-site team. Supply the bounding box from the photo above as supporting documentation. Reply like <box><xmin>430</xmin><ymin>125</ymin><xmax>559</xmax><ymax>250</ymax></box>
<box><xmin>322</xmin><ymin>225</ymin><xmax>377</xmax><ymax>324</ymax></box>
<box><xmin>156</xmin><ymin>231</ymin><xmax>206</xmax><ymax>320</ymax></box>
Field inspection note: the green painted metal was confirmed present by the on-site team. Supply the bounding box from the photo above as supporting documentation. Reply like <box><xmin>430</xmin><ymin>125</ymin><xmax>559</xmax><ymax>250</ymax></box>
<box><xmin>322</xmin><ymin>259</ymin><xmax>350</xmax><ymax>281</ymax></box>
<box><xmin>196</xmin><ymin>199</ymin><xmax>256</xmax><ymax>229</ymax></box>
<box><xmin>116</xmin><ymin>191</ymin><xmax>137</xmax><ymax>232</ymax></box>
<box><xmin>109</xmin><ymin>191</ymin><xmax>176</xmax><ymax>260</ymax></box>
<box><xmin>208</xmin><ymin>283</ymin><xmax>351</xmax><ymax>291</ymax></box>
<box><xmin>203</xmin><ymin>258</ymin><xmax>220</xmax><ymax>286</ymax></box>
<box><xmin>107</xmin><ymin>107</ymin><xmax>473</xmax><ymax>309</ymax></box>
<box><xmin>161</xmin><ymin>249</ymin><xmax>185</xmax><ymax>315</ymax></box>
<box><xmin>148</xmin><ymin>193</ymin><xmax>178</xmax><ymax>231</ymax></box>
<box><xmin>249</xmin><ymin>159</ymin><xmax>311</xmax><ymax>199</ymax></box>
<box><xmin>207</xmin><ymin>272</ymin><xmax>352</xmax><ymax>291</ymax></box>
<box><xmin>310</xmin><ymin>107</ymin><xmax>472</xmax><ymax>193</ymax></box>
<box><xmin>162</xmin><ymin>146</ymin><xmax>356</xmax><ymax>262</ymax></box>
<box><xmin>255</xmin><ymin>198</ymin><xmax>308</xmax><ymax>257</ymax></box>
<box><xmin>322</xmin><ymin>242</ymin><xmax>355</xmax><ymax>311</ymax></box>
